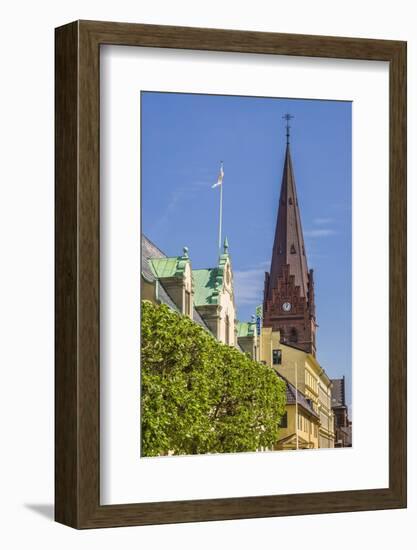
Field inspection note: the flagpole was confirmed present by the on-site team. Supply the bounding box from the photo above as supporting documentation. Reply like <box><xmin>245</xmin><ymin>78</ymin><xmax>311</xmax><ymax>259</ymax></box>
<box><xmin>213</xmin><ymin>160</ymin><xmax>223</xmax><ymax>256</ymax></box>
<box><xmin>218</xmin><ymin>177</ymin><xmax>223</xmax><ymax>253</ymax></box>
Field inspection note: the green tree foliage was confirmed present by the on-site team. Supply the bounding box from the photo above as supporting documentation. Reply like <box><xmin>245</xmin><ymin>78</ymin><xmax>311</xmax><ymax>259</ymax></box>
<box><xmin>141</xmin><ymin>300</ymin><xmax>287</xmax><ymax>456</ymax></box>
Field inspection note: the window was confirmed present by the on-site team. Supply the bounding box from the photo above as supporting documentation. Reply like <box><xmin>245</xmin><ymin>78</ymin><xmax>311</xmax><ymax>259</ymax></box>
<box><xmin>272</xmin><ymin>349</ymin><xmax>282</xmax><ymax>365</ymax></box>
<box><xmin>225</xmin><ymin>315</ymin><xmax>230</xmax><ymax>345</ymax></box>
<box><xmin>185</xmin><ymin>290</ymin><xmax>191</xmax><ymax>316</ymax></box>
<box><xmin>279</xmin><ymin>412</ymin><xmax>288</xmax><ymax>428</ymax></box>
<box><xmin>290</xmin><ymin>244</ymin><xmax>296</xmax><ymax>254</ymax></box>
<box><xmin>305</xmin><ymin>371</ymin><xmax>317</xmax><ymax>392</ymax></box>
<box><xmin>289</xmin><ymin>197</ymin><xmax>293</xmax><ymax>205</ymax></box>
<box><xmin>290</xmin><ymin>328</ymin><xmax>298</xmax><ymax>342</ymax></box>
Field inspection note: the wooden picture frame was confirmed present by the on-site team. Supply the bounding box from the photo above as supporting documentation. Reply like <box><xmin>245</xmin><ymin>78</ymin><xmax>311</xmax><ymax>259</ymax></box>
<box><xmin>55</xmin><ymin>20</ymin><xmax>407</xmax><ymax>529</ymax></box>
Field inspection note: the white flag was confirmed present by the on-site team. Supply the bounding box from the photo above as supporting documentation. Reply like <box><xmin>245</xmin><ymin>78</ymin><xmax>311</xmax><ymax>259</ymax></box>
<box><xmin>212</xmin><ymin>162</ymin><xmax>224</xmax><ymax>188</ymax></box>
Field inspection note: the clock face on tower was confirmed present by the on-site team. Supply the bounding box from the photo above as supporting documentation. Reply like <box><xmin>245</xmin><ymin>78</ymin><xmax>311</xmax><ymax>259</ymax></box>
<box><xmin>282</xmin><ymin>302</ymin><xmax>292</xmax><ymax>312</ymax></box>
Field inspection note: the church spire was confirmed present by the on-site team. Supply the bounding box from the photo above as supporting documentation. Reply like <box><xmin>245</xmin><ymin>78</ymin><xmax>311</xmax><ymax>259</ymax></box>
<box><xmin>263</xmin><ymin>117</ymin><xmax>316</xmax><ymax>356</ymax></box>
<box><xmin>267</xmin><ymin>122</ymin><xmax>309</xmax><ymax>300</ymax></box>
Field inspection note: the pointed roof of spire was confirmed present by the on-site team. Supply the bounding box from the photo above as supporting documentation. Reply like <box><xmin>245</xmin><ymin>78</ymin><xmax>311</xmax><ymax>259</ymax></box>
<box><xmin>267</xmin><ymin>143</ymin><xmax>309</xmax><ymax>298</ymax></box>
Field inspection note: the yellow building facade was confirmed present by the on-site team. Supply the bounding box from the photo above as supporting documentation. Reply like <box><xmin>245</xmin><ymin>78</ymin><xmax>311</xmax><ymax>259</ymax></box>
<box><xmin>273</xmin><ymin>388</ymin><xmax>319</xmax><ymax>450</ymax></box>
<box><xmin>260</xmin><ymin>327</ymin><xmax>335</xmax><ymax>450</ymax></box>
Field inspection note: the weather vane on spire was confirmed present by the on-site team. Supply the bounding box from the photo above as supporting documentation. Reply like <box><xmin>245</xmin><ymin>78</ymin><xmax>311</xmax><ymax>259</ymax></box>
<box><xmin>283</xmin><ymin>113</ymin><xmax>294</xmax><ymax>145</ymax></box>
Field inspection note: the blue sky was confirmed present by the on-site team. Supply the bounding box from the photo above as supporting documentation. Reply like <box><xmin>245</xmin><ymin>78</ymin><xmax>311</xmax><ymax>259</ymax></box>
<box><xmin>141</xmin><ymin>91</ymin><xmax>352</xmax><ymax>405</ymax></box>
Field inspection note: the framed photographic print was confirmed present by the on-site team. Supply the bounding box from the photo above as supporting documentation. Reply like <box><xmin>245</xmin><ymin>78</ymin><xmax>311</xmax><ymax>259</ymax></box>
<box><xmin>55</xmin><ymin>20</ymin><xmax>406</xmax><ymax>528</ymax></box>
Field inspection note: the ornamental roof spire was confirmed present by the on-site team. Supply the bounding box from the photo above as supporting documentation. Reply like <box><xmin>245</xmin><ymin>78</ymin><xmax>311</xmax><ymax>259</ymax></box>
<box><xmin>223</xmin><ymin>236</ymin><xmax>229</xmax><ymax>254</ymax></box>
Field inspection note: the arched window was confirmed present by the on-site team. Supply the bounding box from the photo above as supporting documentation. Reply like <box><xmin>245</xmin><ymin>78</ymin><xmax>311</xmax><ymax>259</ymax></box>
<box><xmin>289</xmin><ymin>197</ymin><xmax>293</xmax><ymax>205</ymax></box>
<box><xmin>225</xmin><ymin>266</ymin><xmax>230</xmax><ymax>285</ymax></box>
<box><xmin>185</xmin><ymin>290</ymin><xmax>191</xmax><ymax>317</ymax></box>
<box><xmin>290</xmin><ymin>244</ymin><xmax>296</xmax><ymax>254</ymax></box>
<box><xmin>290</xmin><ymin>328</ymin><xmax>298</xmax><ymax>343</ymax></box>
<box><xmin>225</xmin><ymin>315</ymin><xmax>230</xmax><ymax>345</ymax></box>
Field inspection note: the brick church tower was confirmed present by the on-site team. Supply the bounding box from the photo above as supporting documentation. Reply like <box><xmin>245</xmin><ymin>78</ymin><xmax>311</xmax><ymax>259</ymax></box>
<box><xmin>263</xmin><ymin>116</ymin><xmax>317</xmax><ymax>356</ymax></box>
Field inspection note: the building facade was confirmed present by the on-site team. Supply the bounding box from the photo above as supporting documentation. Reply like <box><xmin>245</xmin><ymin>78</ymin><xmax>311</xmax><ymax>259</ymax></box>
<box><xmin>237</xmin><ymin>318</ymin><xmax>259</xmax><ymax>360</ymax></box>
<box><xmin>141</xmin><ymin>234</ymin><xmax>238</xmax><ymax>347</ymax></box>
<box><xmin>331</xmin><ymin>376</ymin><xmax>352</xmax><ymax>447</ymax></box>
<box><xmin>259</xmin><ymin>327</ymin><xmax>334</xmax><ymax>449</ymax></box>
<box><xmin>274</xmin><ymin>372</ymin><xmax>319</xmax><ymax>450</ymax></box>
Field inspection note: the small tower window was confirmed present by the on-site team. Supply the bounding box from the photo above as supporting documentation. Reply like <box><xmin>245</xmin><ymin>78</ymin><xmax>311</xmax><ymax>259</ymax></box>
<box><xmin>185</xmin><ymin>290</ymin><xmax>192</xmax><ymax>317</ymax></box>
<box><xmin>225</xmin><ymin>315</ymin><xmax>230</xmax><ymax>345</ymax></box>
<box><xmin>290</xmin><ymin>244</ymin><xmax>296</xmax><ymax>254</ymax></box>
<box><xmin>289</xmin><ymin>197</ymin><xmax>293</xmax><ymax>205</ymax></box>
<box><xmin>290</xmin><ymin>328</ymin><xmax>298</xmax><ymax>343</ymax></box>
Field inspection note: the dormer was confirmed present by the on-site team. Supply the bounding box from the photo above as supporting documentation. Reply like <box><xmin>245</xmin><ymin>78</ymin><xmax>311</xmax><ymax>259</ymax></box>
<box><xmin>149</xmin><ymin>246</ymin><xmax>194</xmax><ymax>319</ymax></box>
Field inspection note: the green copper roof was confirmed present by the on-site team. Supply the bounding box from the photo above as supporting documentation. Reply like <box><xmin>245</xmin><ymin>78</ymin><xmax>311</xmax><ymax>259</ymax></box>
<box><xmin>149</xmin><ymin>257</ymin><xmax>179</xmax><ymax>278</ymax></box>
<box><xmin>192</xmin><ymin>240</ymin><xmax>232</xmax><ymax>307</ymax></box>
<box><xmin>192</xmin><ymin>268</ymin><xmax>221</xmax><ymax>306</ymax></box>
<box><xmin>237</xmin><ymin>321</ymin><xmax>256</xmax><ymax>338</ymax></box>
<box><xmin>149</xmin><ymin>250</ymin><xmax>189</xmax><ymax>280</ymax></box>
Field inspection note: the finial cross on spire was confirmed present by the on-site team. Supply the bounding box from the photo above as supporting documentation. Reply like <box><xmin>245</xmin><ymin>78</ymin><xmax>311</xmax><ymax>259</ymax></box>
<box><xmin>283</xmin><ymin>113</ymin><xmax>294</xmax><ymax>145</ymax></box>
